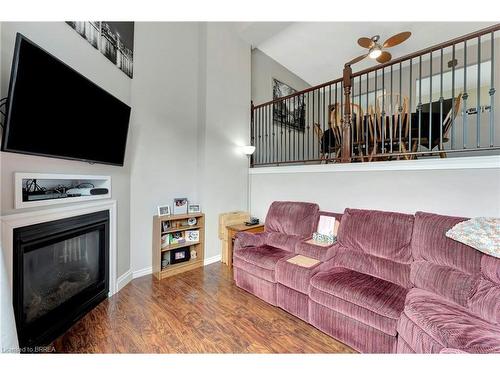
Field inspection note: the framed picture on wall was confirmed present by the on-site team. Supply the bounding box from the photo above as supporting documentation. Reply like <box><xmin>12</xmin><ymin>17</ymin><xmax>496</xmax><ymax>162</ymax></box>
<box><xmin>272</xmin><ymin>78</ymin><xmax>305</xmax><ymax>131</ymax></box>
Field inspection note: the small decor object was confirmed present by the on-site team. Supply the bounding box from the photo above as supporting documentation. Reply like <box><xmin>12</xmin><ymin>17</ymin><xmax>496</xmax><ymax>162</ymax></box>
<box><xmin>161</xmin><ymin>234</ymin><xmax>170</xmax><ymax>247</ymax></box>
<box><xmin>170</xmin><ymin>232</ymin><xmax>185</xmax><ymax>245</ymax></box>
<box><xmin>190</xmin><ymin>249</ymin><xmax>197</xmax><ymax>259</ymax></box>
<box><xmin>187</xmin><ymin>217</ymin><xmax>197</xmax><ymax>226</ymax></box>
<box><xmin>158</xmin><ymin>205</ymin><xmax>171</xmax><ymax>217</ymax></box>
<box><xmin>161</xmin><ymin>221</ymin><xmax>171</xmax><ymax>232</ymax></box>
<box><xmin>66</xmin><ymin>21</ymin><xmax>134</xmax><ymax>78</ymax></box>
<box><xmin>188</xmin><ymin>204</ymin><xmax>201</xmax><ymax>213</ymax></box>
<box><xmin>173</xmin><ymin>198</ymin><xmax>188</xmax><ymax>215</ymax></box>
<box><xmin>272</xmin><ymin>78</ymin><xmax>305</xmax><ymax>131</ymax></box>
<box><xmin>186</xmin><ymin>230</ymin><xmax>200</xmax><ymax>242</ymax></box>
<box><xmin>170</xmin><ymin>248</ymin><xmax>191</xmax><ymax>265</ymax></box>
<box><xmin>312</xmin><ymin>215</ymin><xmax>337</xmax><ymax>245</ymax></box>
<box><xmin>161</xmin><ymin>252</ymin><xmax>170</xmax><ymax>269</ymax></box>
<box><xmin>446</xmin><ymin>217</ymin><xmax>500</xmax><ymax>258</ymax></box>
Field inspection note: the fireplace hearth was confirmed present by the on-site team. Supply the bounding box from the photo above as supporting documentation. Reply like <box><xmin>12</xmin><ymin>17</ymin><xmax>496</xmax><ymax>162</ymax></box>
<box><xmin>13</xmin><ymin>210</ymin><xmax>109</xmax><ymax>348</ymax></box>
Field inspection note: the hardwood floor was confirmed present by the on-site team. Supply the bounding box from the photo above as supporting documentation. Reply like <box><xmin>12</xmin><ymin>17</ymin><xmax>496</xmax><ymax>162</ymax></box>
<box><xmin>52</xmin><ymin>263</ymin><xmax>356</xmax><ymax>353</ymax></box>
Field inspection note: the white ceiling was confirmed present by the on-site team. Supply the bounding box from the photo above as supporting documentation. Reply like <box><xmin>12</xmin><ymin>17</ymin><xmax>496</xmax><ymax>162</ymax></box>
<box><xmin>250</xmin><ymin>22</ymin><xmax>495</xmax><ymax>85</ymax></box>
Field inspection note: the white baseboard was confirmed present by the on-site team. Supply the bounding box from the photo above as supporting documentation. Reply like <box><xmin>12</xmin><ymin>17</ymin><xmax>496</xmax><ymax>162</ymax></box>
<box><xmin>116</xmin><ymin>269</ymin><xmax>133</xmax><ymax>292</ymax></box>
<box><xmin>133</xmin><ymin>266</ymin><xmax>153</xmax><ymax>279</ymax></box>
<box><xmin>204</xmin><ymin>254</ymin><xmax>221</xmax><ymax>265</ymax></box>
<box><xmin>129</xmin><ymin>255</ymin><xmax>221</xmax><ymax>282</ymax></box>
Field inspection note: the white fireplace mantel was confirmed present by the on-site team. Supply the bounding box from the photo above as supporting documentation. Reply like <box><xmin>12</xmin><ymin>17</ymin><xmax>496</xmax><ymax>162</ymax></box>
<box><xmin>1</xmin><ymin>199</ymin><xmax>118</xmax><ymax>296</ymax></box>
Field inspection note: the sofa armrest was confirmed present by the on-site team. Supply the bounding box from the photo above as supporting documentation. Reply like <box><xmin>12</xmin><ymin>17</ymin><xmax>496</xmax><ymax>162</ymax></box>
<box><xmin>234</xmin><ymin>231</ymin><xmax>268</xmax><ymax>252</ymax></box>
<box><xmin>295</xmin><ymin>239</ymin><xmax>339</xmax><ymax>262</ymax></box>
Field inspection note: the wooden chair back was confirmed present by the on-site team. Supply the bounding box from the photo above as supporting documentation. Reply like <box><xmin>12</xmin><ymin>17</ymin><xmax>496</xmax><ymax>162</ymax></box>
<box><xmin>442</xmin><ymin>92</ymin><xmax>463</xmax><ymax>140</ymax></box>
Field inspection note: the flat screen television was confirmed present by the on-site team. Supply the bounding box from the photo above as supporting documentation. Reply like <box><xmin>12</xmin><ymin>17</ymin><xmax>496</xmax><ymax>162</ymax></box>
<box><xmin>1</xmin><ymin>33</ymin><xmax>131</xmax><ymax>166</ymax></box>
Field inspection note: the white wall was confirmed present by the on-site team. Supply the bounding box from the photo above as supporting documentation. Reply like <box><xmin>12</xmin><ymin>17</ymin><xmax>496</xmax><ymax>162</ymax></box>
<box><xmin>129</xmin><ymin>22</ymin><xmax>251</xmax><ymax>272</ymax></box>
<box><xmin>128</xmin><ymin>22</ymin><xmax>201</xmax><ymax>273</ymax></box>
<box><xmin>198</xmin><ymin>23</ymin><xmax>251</xmax><ymax>259</ymax></box>
<box><xmin>0</xmin><ymin>22</ymin><xmax>132</xmax><ymax>277</ymax></box>
<box><xmin>250</xmin><ymin>163</ymin><xmax>500</xmax><ymax>220</ymax></box>
<box><xmin>0</xmin><ymin>21</ymin><xmax>19</xmax><ymax>353</ymax></box>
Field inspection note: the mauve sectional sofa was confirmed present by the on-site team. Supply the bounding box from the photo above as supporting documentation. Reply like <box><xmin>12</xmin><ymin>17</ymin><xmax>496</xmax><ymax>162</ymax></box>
<box><xmin>233</xmin><ymin>201</ymin><xmax>500</xmax><ymax>354</ymax></box>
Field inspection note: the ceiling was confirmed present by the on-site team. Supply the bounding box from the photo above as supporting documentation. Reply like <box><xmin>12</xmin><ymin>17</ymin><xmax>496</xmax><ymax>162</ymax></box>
<box><xmin>246</xmin><ymin>22</ymin><xmax>495</xmax><ymax>85</ymax></box>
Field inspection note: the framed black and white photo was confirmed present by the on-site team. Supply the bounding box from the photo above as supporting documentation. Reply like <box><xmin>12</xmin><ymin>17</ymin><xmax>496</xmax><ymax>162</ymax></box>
<box><xmin>272</xmin><ymin>78</ymin><xmax>306</xmax><ymax>131</ymax></box>
<box><xmin>157</xmin><ymin>205</ymin><xmax>171</xmax><ymax>217</ymax></box>
<box><xmin>66</xmin><ymin>21</ymin><xmax>134</xmax><ymax>78</ymax></box>
<box><xmin>188</xmin><ymin>204</ymin><xmax>201</xmax><ymax>213</ymax></box>
<box><xmin>173</xmin><ymin>198</ymin><xmax>188</xmax><ymax>215</ymax></box>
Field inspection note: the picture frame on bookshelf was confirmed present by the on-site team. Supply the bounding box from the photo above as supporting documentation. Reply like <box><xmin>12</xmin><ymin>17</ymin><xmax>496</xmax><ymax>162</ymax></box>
<box><xmin>158</xmin><ymin>204</ymin><xmax>171</xmax><ymax>217</ymax></box>
<box><xmin>161</xmin><ymin>221</ymin><xmax>171</xmax><ymax>232</ymax></box>
<box><xmin>188</xmin><ymin>204</ymin><xmax>201</xmax><ymax>213</ymax></box>
<box><xmin>173</xmin><ymin>198</ymin><xmax>188</xmax><ymax>214</ymax></box>
<box><xmin>185</xmin><ymin>230</ymin><xmax>200</xmax><ymax>242</ymax></box>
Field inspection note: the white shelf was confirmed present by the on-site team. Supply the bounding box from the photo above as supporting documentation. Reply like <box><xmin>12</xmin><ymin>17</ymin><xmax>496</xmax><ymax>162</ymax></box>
<box><xmin>14</xmin><ymin>172</ymin><xmax>111</xmax><ymax>209</ymax></box>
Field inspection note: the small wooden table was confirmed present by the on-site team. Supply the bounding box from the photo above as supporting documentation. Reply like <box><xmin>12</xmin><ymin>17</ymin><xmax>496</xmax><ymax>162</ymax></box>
<box><xmin>226</xmin><ymin>223</ymin><xmax>265</xmax><ymax>267</ymax></box>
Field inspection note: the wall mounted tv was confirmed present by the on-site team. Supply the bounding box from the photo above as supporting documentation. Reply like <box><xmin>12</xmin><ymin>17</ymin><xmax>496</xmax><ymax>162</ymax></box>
<box><xmin>1</xmin><ymin>33</ymin><xmax>131</xmax><ymax>166</ymax></box>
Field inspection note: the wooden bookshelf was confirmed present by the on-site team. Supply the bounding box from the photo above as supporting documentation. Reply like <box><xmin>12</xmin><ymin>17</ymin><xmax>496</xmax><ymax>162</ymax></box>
<box><xmin>152</xmin><ymin>212</ymin><xmax>205</xmax><ymax>280</ymax></box>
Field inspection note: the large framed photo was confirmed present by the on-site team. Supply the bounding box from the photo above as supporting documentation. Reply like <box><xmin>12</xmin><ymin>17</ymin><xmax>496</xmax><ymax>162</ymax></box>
<box><xmin>66</xmin><ymin>21</ymin><xmax>134</xmax><ymax>78</ymax></box>
<box><xmin>272</xmin><ymin>78</ymin><xmax>306</xmax><ymax>131</ymax></box>
<box><xmin>173</xmin><ymin>198</ymin><xmax>188</xmax><ymax>215</ymax></box>
<box><xmin>157</xmin><ymin>205</ymin><xmax>171</xmax><ymax>217</ymax></box>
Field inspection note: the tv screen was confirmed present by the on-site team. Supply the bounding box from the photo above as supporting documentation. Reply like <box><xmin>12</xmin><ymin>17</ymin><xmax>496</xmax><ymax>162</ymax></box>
<box><xmin>1</xmin><ymin>33</ymin><xmax>131</xmax><ymax>166</ymax></box>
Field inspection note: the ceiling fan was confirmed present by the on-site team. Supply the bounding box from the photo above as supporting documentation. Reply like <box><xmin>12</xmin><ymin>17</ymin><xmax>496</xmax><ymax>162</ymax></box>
<box><xmin>346</xmin><ymin>31</ymin><xmax>412</xmax><ymax>66</ymax></box>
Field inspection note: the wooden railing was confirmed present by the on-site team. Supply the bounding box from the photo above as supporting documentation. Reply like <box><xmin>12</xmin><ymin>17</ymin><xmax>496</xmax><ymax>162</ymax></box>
<box><xmin>251</xmin><ymin>24</ymin><xmax>500</xmax><ymax>167</ymax></box>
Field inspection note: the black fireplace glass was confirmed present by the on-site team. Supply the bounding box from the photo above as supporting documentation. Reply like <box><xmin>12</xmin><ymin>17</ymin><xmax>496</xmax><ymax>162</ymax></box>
<box><xmin>13</xmin><ymin>210</ymin><xmax>109</xmax><ymax>348</ymax></box>
<box><xmin>23</xmin><ymin>230</ymin><xmax>100</xmax><ymax>324</ymax></box>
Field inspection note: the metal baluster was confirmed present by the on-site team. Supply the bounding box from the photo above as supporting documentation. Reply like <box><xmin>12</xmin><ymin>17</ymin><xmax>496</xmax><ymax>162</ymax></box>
<box><xmin>307</xmin><ymin>92</ymin><xmax>310</xmax><ymax>161</ymax></box>
<box><xmin>429</xmin><ymin>51</ymin><xmax>433</xmax><ymax>154</ymax></box>
<box><xmin>382</xmin><ymin>67</ymin><xmax>385</xmax><ymax>154</ymax></box>
<box><xmin>418</xmin><ymin>55</ymin><xmax>422</xmax><ymax>151</ymax></box>
<box><xmin>440</xmin><ymin>49</ymin><xmax>444</xmax><ymax>151</ymax></box>
<box><xmin>318</xmin><ymin>88</ymin><xmax>321</xmax><ymax>161</ymax></box>
<box><xmin>463</xmin><ymin>41</ymin><xmax>468</xmax><ymax>149</ymax></box>
<box><xmin>399</xmin><ymin>62</ymin><xmax>402</xmax><ymax>152</ymax></box>
<box><xmin>312</xmin><ymin>90</ymin><xmax>315</xmax><ymax>160</ymax></box>
<box><xmin>280</xmin><ymin>100</ymin><xmax>284</xmax><ymax>163</ymax></box>
<box><xmin>476</xmin><ymin>36</ymin><xmax>481</xmax><ymax>148</ymax></box>
<box><xmin>409</xmin><ymin>58</ymin><xmax>413</xmax><ymax>154</ymax></box>
<box><xmin>328</xmin><ymin>85</ymin><xmax>332</xmax><ymax>161</ymax></box>
<box><xmin>358</xmin><ymin>76</ymin><xmax>362</xmax><ymax>159</ymax></box>
<box><xmin>451</xmin><ymin>44</ymin><xmax>456</xmax><ymax>149</ymax></box>
<box><xmin>390</xmin><ymin>64</ymin><xmax>393</xmax><ymax>154</ymax></box>
<box><xmin>322</xmin><ymin>86</ymin><xmax>326</xmax><ymax>161</ymax></box>
<box><xmin>490</xmin><ymin>31</ymin><xmax>496</xmax><ymax>147</ymax></box>
<box><xmin>351</xmin><ymin>79</ymin><xmax>354</xmax><ymax>158</ymax></box>
<box><xmin>302</xmin><ymin>93</ymin><xmax>305</xmax><ymax>162</ymax></box>
<box><xmin>374</xmin><ymin>69</ymin><xmax>378</xmax><ymax>155</ymax></box>
<box><xmin>288</xmin><ymin>97</ymin><xmax>292</xmax><ymax>161</ymax></box>
<box><xmin>366</xmin><ymin>73</ymin><xmax>369</xmax><ymax>155</ymax></box>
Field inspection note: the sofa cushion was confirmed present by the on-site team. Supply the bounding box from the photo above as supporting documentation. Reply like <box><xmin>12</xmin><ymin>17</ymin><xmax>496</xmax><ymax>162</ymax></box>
<box><xmin>233</xmin><ymin>257</ymin><xmax>276</xmax><ymax>282</ymax></box>
<box><xmin>234</xmin><ymin>231</ymin><xmax>268</xmax><ymax>250</ymax></box>
<box><xmin>309</xmin><ymin>285</ymin><xmax>400</xmax><ymax>335</ymax></box>
<box><xmin>402</xmin><ymin>288</ymin><xmax>500</xmax><ymax>353</ymax></box>
<box><xmin>265</xmin><ymin>201</ymin><xmax>319</xmax><ymax>238</ymax></box>
<box><xmin>412</xmin><ymin>212</ymin><xmax>482</xmax><ymax>275</ymax></box>
<box><xmin>233</xmin><ymin>245</ymin><xmax>291</xmax><ymax>271</ymax></box>
<box><xmin>275</xmin><ymin>257</ymin><xmax>321</xmax><ymax>294</ymax></box>
<box><xmin>321</xmin><ymin>246</ymin><xmax>412</xmax><ymax>288</ymax></box>
<box><xmin>310</xmin><ymin>268</ymin><xmax>408</xmax><ymax>320</ymax></box>
<box><xmin>337</xmin><ymin>208</ymin><xmax>413</xmax><ymax>263</ymax></box>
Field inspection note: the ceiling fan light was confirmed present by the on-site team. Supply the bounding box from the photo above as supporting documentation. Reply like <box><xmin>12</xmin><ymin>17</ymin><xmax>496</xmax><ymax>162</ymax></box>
<box><xmin>369</xmin><ymin>46</ymin><xmax>382</xmax><ymax>59</ymax></box>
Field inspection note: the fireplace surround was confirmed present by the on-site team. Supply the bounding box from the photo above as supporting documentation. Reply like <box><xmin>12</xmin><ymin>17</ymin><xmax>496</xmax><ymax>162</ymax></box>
<box><xmin>1</xmin><ymin>199</ymin><xmax>118</xmax><ymax>349</ymax></box>
<box><xmin>13</xmin><ymin>210</ymin><xmax>109</xmax><ymax>347</ymax></box>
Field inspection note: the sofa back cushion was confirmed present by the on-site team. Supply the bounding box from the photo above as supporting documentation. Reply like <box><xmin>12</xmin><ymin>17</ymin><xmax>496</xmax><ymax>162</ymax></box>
<box><xmin>411</xmin><ymin>211</ymin><xmax>500</xmax><ymax>324</ymax></box>
<box><xmin>338</xmin><ymin>208</ymin><xmax>414</xmax><ymax>263</ymax></box>
<box><xmin>331</xmin><ymin>208</ymin><xmax>414</xmax><ymax>288</ymax></box>
<box><xmin>265</xmin><ymin>201</ymin><xmax>319</xmax><ymax>238</ymax></box>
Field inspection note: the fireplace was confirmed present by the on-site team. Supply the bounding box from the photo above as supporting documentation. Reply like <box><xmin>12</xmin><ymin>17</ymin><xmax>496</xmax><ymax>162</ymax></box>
<box><xmin>13</xmin><ymin>210</ymin><xmax>109</xmax><ymax>347</ymax></box>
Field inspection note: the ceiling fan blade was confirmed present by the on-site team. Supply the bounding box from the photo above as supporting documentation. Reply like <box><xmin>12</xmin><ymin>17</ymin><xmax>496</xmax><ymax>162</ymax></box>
<box><xmin>347</xmin><ymin>54</ymin><xmax>368</xmax><ymax>66</ymax></box>
<box><xmin>357</xmin><ymin>37</ymin><xmax>374</xmax><ymax>49</ymax></box>
<box><xmin>383</xmin><ymin>31</ymin><xmax>411</xmax><ymax>48</ymax></box>
<box><xmin>376</xmin><ymin>51</ymin><xmax>392</xmax><ymax>64</ymax></box>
